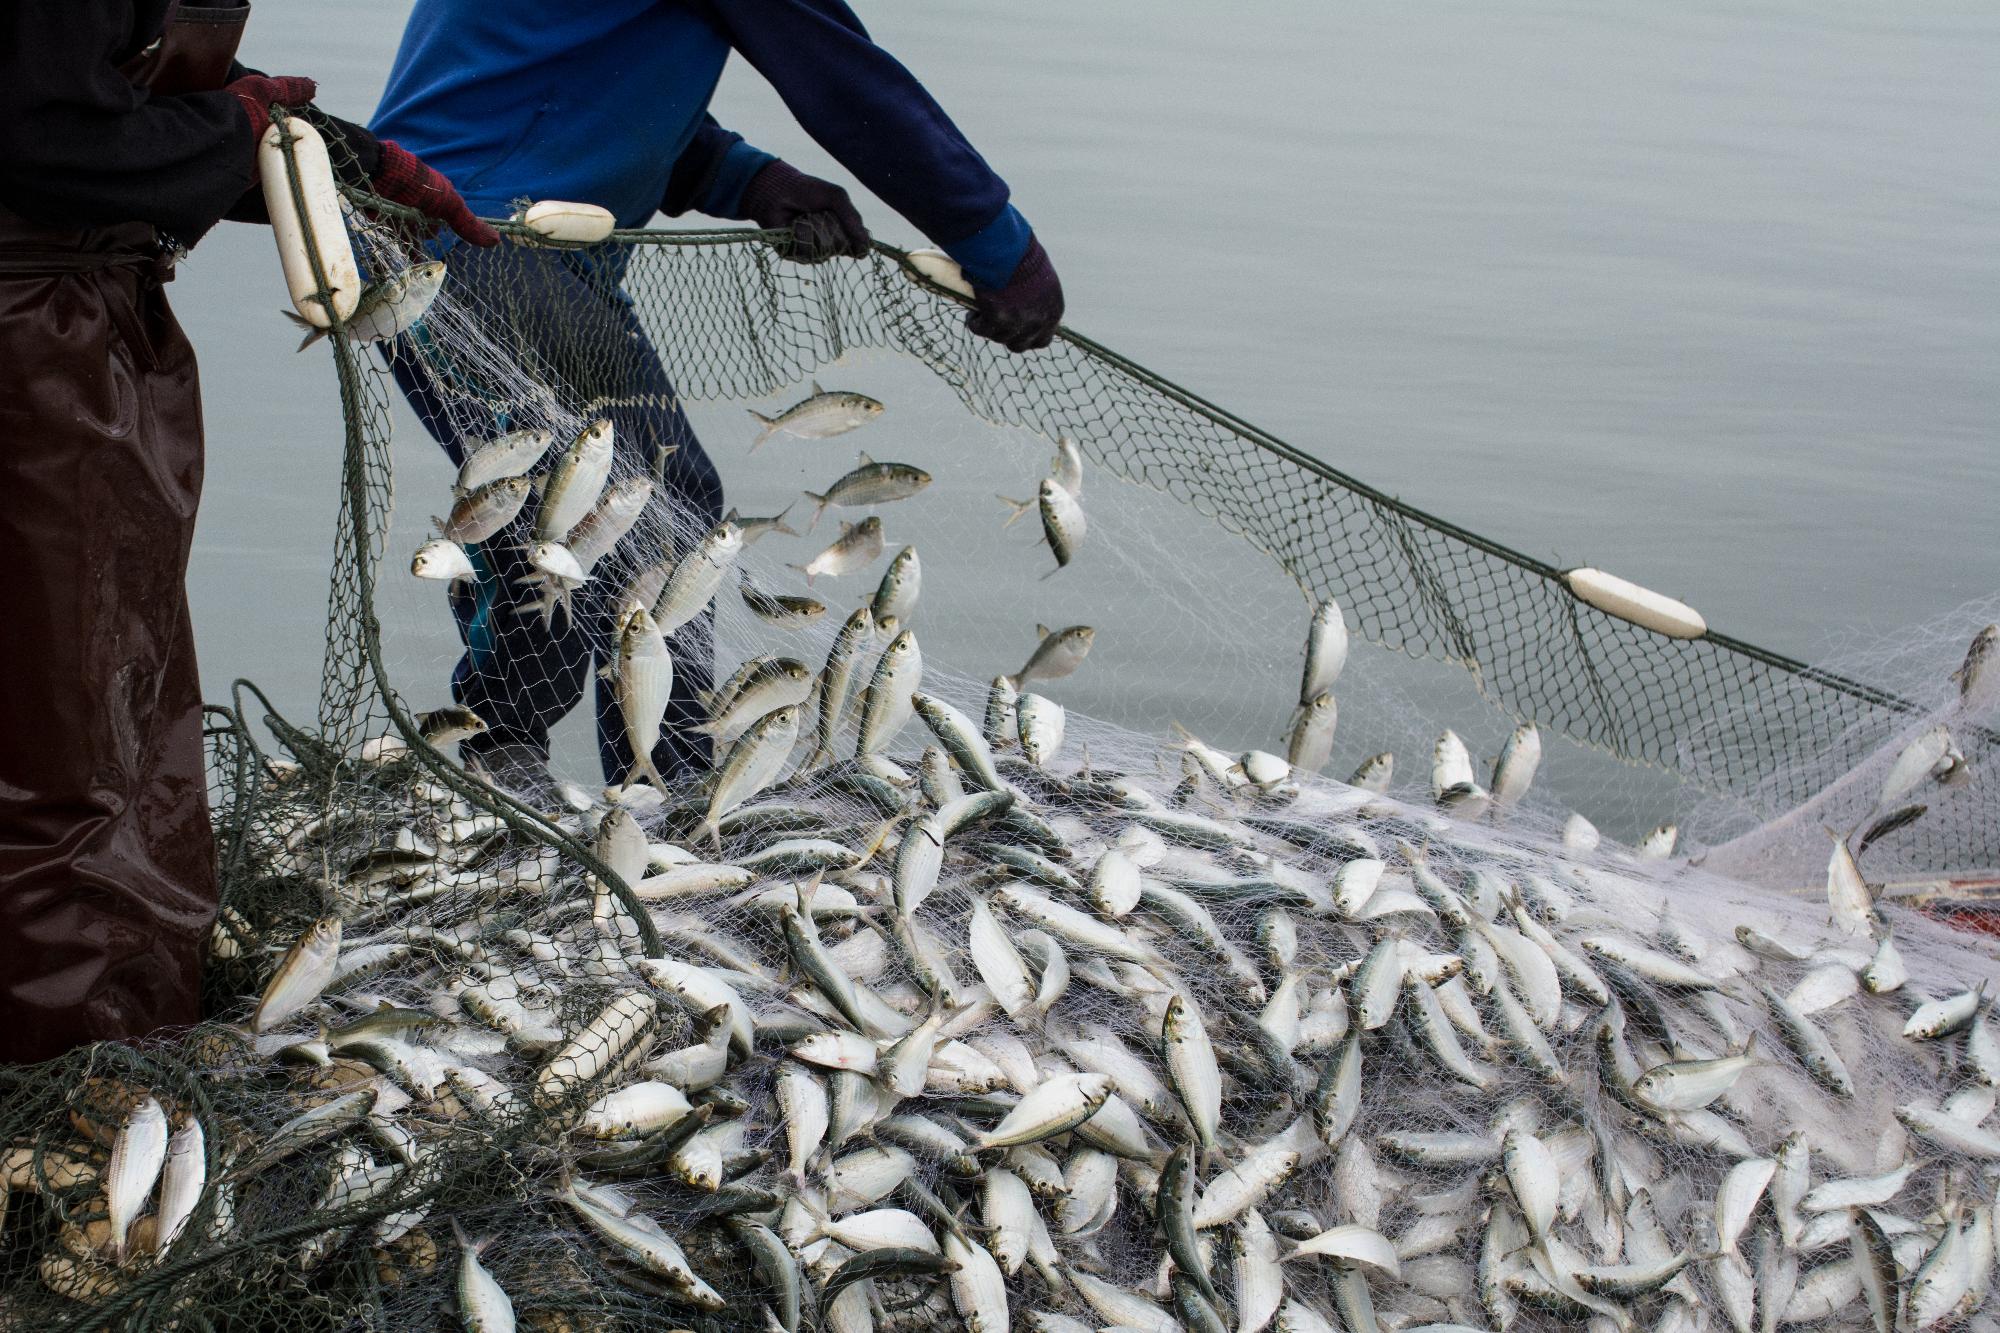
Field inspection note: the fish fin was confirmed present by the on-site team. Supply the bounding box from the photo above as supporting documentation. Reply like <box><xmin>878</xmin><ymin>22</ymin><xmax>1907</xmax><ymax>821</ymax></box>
<box><xmin>838</xmin><ymin>519</ymin><xmax>855</xmax><ymax>536</ymax></box>
<box><xmin>996</xmin><ymin>494</ymin><xmax>1035</xmax><ymax>528</ymax></box>
<box><xmin>431</xmin><ymin>516</ymin><xmax>447</xmax><ymax>537</ymax></box>
<box><xmin>748</xmin><ymin>409</ymin><xmax>777</xmax><ymax>426</ymax></box>
<box><xmin>723</xmin><ymin>506</ymin><xmax>739</xmax><ymax>523</ymax></box>
<box><xmin>770</xmin><ymin>500</ymin><xmax>799</xmax><ymax>537</ymax></box>
<box><xmin>1034</xmin><ymin>624</ymin><xmax>1051</xmax><ymax>641</ymax></box>
<box><xmin>1038</xmin><ymin>564</ymin><xmax>1061</xmax><ymax>582</ymax></box>
<box><xmin>803</xmin><ymin>491</ymin><xmax>829</xmax><ymax>529</ymax></box>
<box><xmin>786</xmin><ymin>562</ymin><xmax>816</xmax><ymax>586</ymax></box>
<box><xmin>857</xmin><ymin>449</ymin><xmax>874</xmax><ymax>466</ymax></box>
<box><xmin>282</xmin><ymin>309</ymin><xmax>328</xmax><ymax>351</ymax></box>
<box><xmin>810</xmin><ymin>379</ymin><xmax>824</xmax><ymax>396</ymax></box>
<box><xmin>997</xmin><ymin>674</ymin><xmax>1018</xmax><ymax>694</ymax></box>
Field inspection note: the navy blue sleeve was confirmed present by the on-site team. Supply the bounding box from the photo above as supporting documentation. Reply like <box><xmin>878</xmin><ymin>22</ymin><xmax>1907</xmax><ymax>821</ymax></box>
<box><xmin>694</xmin><ymin>0</ymin><xmax>1033</xmax><ymax>288</ymax></box>
<box><xmin>662</xmin><ymin>114</ymin><xmax>777</xmax><ymax>218</ymax></box>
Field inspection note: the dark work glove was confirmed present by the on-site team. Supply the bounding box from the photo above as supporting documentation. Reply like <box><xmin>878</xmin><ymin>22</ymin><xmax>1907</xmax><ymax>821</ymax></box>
<box><xmin>370</xmin><ymin>141</ymin><xmax>502</xmax><ymax>247</ymax></box>
<box><xmin>738</xmin><ymin>161</ymin><xmax>870</xmax><ymax>262</ymax></box>
<box><xmin>226</xmin><ymin>73</ymin><xmax>317</xmax><ymax>147</ymax></box>
<box><xmin>966</xmin><ymin>235</ymin><xmax>1064</xmax><ymax>353</ymax></box>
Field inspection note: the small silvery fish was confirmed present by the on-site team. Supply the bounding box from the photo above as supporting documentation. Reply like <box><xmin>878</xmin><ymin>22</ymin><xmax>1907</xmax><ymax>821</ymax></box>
<box><xmin>533</xmin><ymin>419</ymin><xmax>615</xmax><ymax>544</ymax></box>
<box><xmin>1878</xmin><ymin>724</ymin><xmax>1952</xmax><ymax>811</ymax></box>
<box><xmin>1952</xmin><ymin>622</ymin><xmax>1997</xmax><ymax>710</ymax></box>
<box><xmin>791</xmin><ymin>516</ymin><xmax>884</xmax><ymax>584</ymax></box>
<box><xmin>722</xmin><ymin>503</ymin><xmax>799</xmax><ymax>544</ymax></box>
<box><xmin>1004</xmin><ymin>623</ymin><xmax>1095</xmax><ymax>691</ymax></box>
<box><xmin>1286</xmin><ymin>692</ymin><xmax>1337</xmax><ymax>773</ymax></box>
<box><xmin>740</xmin><ymin>576</ymin><xmax>826</xmax><ymax>630</ymax></box>
<box><xmin>1349</xmin><ymin>751</ymin><xmax>1393</xmax><ymax>792</ymax></box>
<box><xmin>106</xmin><ymin>1096</ymin><xmax>170</xmax><ymax>1264</ymax></box>
<box><xmin>526</xmin><ymin>540</ymin><xmax>586</xmax><ymax>585</ymax></box>
<box><xmin>563</xmin><ymin>476</ymin><xmax>652</xmax><ymax>572</ymax></box>
<box><xmin>1001</xmin><ymin>478</ymin><xmax>1086</xmax><ymax>576</ymax></box>
<box><xmin>410</xmin><ymin>538</ymin><xmax>474</xmax><ymax>584</ymax></box>
<box><xmin>804</xmin><ymin>453</ymin><xmax>931</xmax><ymax>527</ymax></box>
<box><xmin>253</xmin><ymin>915</ymin><xmax>342</xmax><ymax>1032</ymax></box>
<box><xmin>454</xmin><ymin>426</ymin><xmax>554</xmax><ymax>495</ymax></box>
<box><xmin>747</xmin><ymin>381</ymin><xmax>884</xmax><ymax>451</ymax></box>
<box><xmin>1017</xmin><ymin>693</ymin><xmax>1066</xmax><ymax>766</ymax></box>
<box><xmin>871</xmin><ymin>545</ymin><xmax>921</xmax><ymax>633</ymax></box>
<box><xmin>286</xmin><ymin>259</ymin><xmax>447</xmax><ymax>350</ymax></box>
<box><xmin>698</xmin><ymin>704</ymin><xmax>803</xmax><ymax>844</ymax></box>
<box><xmin>1049</xmin><ymin>435</ymin><xmax>1084</xmax><ymax>497</ymax></box>
<box><xmin>153</xmin><ymin>1116</ymin><xmax>205</xmax><ymax>1255</ymax></box>
<box><xmin>1490</xmin><ymin>722</ymin><xmax>1540</xmax><ymax>806</ymax></box>
<box><xmin>435</xmin><ymin>476</ymin><xmax>532</xmax><ymax>544</ymax></box>
<box><xmin>654</xmin><ymin>519</ymin><xmax>745</xmax><ymax>633</ymax></box>
<box><xmin>454</xmin><ymin>1220</ymin><xmax>516</xmax><ymax>1333</ymax></box>
<box><xmin>606</xmin><ymin>605</ymin><xmax>674</xmax><ymax>792</ymax></box>
<box><xmin>1301</xmin><ymin>600</ymin><xmax>1348</xmax><ymax>703</ymax></box>
<box><xmin>810</xmin><ymin>607</ymin><xmax>874</xmax><ymax>767</ymax></box>
<box><xmin>856</xmin><ymin>630</ymin><xmax>923</xmax><ymax>757</ymax></box>
<box><xmin>417</xmin><ymin>705</ymin><xmax>487</xmax><ymax>746</ymax></box>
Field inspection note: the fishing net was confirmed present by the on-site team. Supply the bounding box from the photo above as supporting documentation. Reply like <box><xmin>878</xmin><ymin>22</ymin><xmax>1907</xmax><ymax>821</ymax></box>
<box><xmin>3</xmin><ymin>111</ymin><xmax>1998</xmax><ymax>1331</ymax></box>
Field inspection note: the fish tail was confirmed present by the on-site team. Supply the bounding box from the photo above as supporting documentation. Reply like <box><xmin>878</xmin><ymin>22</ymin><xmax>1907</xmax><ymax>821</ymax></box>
<box><xmin>786</xmin><ymin>562</ymin><xmax>815</xmax><ymax>586</ymax></box>
<box><xmin>747</xmin><ymin>410</ymin><xmax>778</xmax><ymax>452</ymax></box>
<box><xmin>803</xmin><ymin>492</ymin><xmax>830</xmax><ymax>530</ymax></box>
<box><xmin>282</xmin><ymin>309</ymin><xmax>328</xmax><ymax>352</ymax></box>
<box><xmin>996</xmin><ymin>494</ymin><xmax>1035</xmax><ymax>528</ymax></box>
<box><xmin>769</xmin><ymin>500</ymin><xmax>800</xmax><ymax>537</ymax></box>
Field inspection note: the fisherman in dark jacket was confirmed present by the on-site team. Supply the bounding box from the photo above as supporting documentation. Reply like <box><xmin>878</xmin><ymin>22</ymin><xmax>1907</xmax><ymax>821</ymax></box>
<box><xmin>373</xmin><ymin>0</ymin><xmax>1066</xmax><ymax>796</ymax></box>
<box><xmin>0</xmin><ymin>0</ymin><xmax>493</xmax><ymax>1064</ymax></box>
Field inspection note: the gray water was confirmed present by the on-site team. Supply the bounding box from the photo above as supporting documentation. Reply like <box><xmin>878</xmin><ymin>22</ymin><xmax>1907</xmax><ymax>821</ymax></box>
<box><xmin>179</xmin><ymin>2</ymin><xmax>1998</xmax><ymax>778</ymax></box>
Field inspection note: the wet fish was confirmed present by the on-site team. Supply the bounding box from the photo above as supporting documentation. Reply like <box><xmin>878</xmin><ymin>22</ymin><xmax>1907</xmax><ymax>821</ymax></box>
<box><xmin>435</xmin><ymin>476</ymin><xmax>533</xmax><ymax>544</ymax></box>
<box><xmin>805</xmin><ymin>453</ymin><xmax>931</xmax><ymax>527</ymax></box>
<box><xmin>411</xmin><ymin>538</ymin><xmax>475</xmax><ymax>584</ymax></box>
<box><xmin>1003</xmin><ymin>623</ymin><xmax>1095</xmax><ymax>691</ymax></box>
<box><xmin>871</xmin><ymin>545</ymin><xmax>922</xmax><ymax>633</ymax></box>
<box><xmin>287</xmin><ymin>259</ymin><xmax>447</xmax><ymax>350</ymax></box>
<box><xmin>654</xmin><ymin>518</ymin><xmax>745</xmax><ymax>633</ymax></box>
<box><xmin>454</xmin><ymin>426</ymin><xmax>554</xmax><ymax>495</ymax></box>
<box><xmin>792</xmin><ymin>516</ymin><xmax>885</xmax><ymax>584</ymax></box>
<box><xmin>532</xmin><ymin>419</ymin><xmax>615</xmax><ymax>544</ymax></box>
<box><xmin>748</xmin><ymin>381</ymin><xmax>883</xmax><ymax>451</ymax></box>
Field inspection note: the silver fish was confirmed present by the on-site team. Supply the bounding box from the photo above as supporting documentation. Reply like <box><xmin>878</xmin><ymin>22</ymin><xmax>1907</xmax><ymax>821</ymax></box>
<box><xmin>654</xmin><ymin>519</ymin><xmax>745</xmax><ymax>633</ymax></box>
<box><xmin>434</xmin><ymin>475</ymin><xmax>532</xmax><ymax>544</ymax></box>
<box><xmin>804</xmin><ymin>453</ymin><xmax>931</xmax><ymax>527</ymax></box>
<box><xmin>740</xmin><ymin>577</ymin><xmax>827</xmax><ymax>630</ymax></box>
<box><xmin>1287</xmin><ymin>692</ymin><xmax>1337</xmax><ymax>773</ymax></box>
<box><xmin>411</xmin><ymin>538</ymin><xmax>474</xmax><ymax>584</ymax></box>
<box><xmin>698</xmin><ymin>704</ymin><xmax>803</xmax><ymax>844</ymax></box>
<box><xmin>606</xmin><ymin>605</ymin><xmax>674</xmax><ymax>792</ymax></box>
<box><xmin>747</xmin><ymin>380</ymin><xmax>884</xmax><ymax>451</ymax></box>
<box><xmin>532</xmin><ymin>419</ymin><xmax>615</xmax><ymax>544</ymax></box>
<box><xmin>792</xmin><ymin>516</ymin><xmax>884</xmax><ymax>584</ymax></box>
<box><xmin>871</xmin><ymin>545</ymin><xmax>922</xmax><ymax>633</ymax></box>
<box><xmin>253</xmin><ymin>915</ymin><xmax>342</xmax><ymax>1032</ymax></box>
<box><xmin>856</xmin><ymin>631</ymin><xmax>923</xmax><ymax>756</ymax></box>
<box><xmin>1490</xmin><ymin>722</ymin><xmax>1540</xmax><ymax>806</ymax></box>
<box><xmin>106</xmin><ymin>1096</ymin><xmax>170</xmax><ymax>1263</ymax></box>
<box><xmin>1952</xmin><ymin>623</ymin><xmax>1998</xmax><ymax>710</ymax></box>
<box><xmin>723</xmin><ymin>503</ymin><xmax>799</xmax><ymax>544</ymax></box>
<box><xmin>1004</xmin><ymin>623</ymin><xmax>1095</xmax><ymax>691</ymax></box>
<box><xmin>811</xmin><ymin>607</ymin><xmax>875</xmax><ymax>767</ymax></box>
<box><xmin>287</xmin><ymin>259</ymin><xmax>447</xmax><ymax>350</ymax></box>
<box><xmin>1301</xmin><ymin>600</ymin><xmax>1349</xmax><ymax>703</ymax></box>
<box><xmin>454</xmin><ymin>426</ymin><xmax>554</xmax><ymax>495</ymax></box>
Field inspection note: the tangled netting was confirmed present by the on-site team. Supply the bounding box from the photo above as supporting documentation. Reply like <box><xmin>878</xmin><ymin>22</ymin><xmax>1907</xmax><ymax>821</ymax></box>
<box><xmin>3</xmin><ymin>119</ymin><xmax>1998</xmax><ymax>1332</ymax></box>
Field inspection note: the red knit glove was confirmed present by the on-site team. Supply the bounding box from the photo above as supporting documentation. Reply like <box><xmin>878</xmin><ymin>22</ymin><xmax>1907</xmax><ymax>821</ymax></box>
<box><xmin>370</xmin><ymin>140</ymin><xmax>501</xmax><ymax>247</ymax></box>
<box><xmin>226</xmin><ymin>74</ymin><xmax>317</xmax><ymax>146</ymax></box>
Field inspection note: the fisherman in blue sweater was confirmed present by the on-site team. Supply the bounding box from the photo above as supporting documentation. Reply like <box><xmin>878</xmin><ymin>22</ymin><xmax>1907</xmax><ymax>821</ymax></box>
<box><xmin>373</xmin><ymin>0</ymin><xmax>1063</xmax><ymax>798</ymax></box>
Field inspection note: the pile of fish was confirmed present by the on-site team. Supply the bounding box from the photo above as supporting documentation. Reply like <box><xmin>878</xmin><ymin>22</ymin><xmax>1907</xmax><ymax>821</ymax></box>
<box><xmin>6</xmin><ymin>348</ymin><xmax>1998</xmax><ymax>1329</ymax></box>
<box><xmin>8</xmin><ymin>604</ymin><xmax>1999</xmax><ymax>1331</ymax></box>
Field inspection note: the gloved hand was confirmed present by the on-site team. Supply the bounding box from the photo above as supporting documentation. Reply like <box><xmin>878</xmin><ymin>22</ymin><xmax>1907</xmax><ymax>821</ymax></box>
<box><xmin>738</xmin><ymin>161</ymin><xmax>870</xmax><ymax>262</ymax></box>
<box><xmin>967</xmin><ymin>235</ymin><xmax>1064</xmax><ymax>353</ymax></box>
<box><xmin>226</xmin><ymin>73</ymin><xmax>317</xmax><ymax>145</ymax></box>
<box><xmin>370</xmin><ymin>140</ymin><xmax>502</xmax><ymax>247</ymax></box>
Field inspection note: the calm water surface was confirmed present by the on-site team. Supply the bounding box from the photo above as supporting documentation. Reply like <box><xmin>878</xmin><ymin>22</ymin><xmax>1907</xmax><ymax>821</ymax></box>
<box><xmin>178</xmin><ymin>2</ymin><xmax>1999</xmax><ymax>752</ymax></box>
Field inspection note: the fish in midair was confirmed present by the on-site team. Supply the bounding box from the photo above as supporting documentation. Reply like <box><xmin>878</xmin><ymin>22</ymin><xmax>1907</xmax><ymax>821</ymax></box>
<box><xmin>606</xmin><ymin>605</ymin><xmax>674</xmax><ymax>793</ymax></box>
<box><xmin>740</xmin><ymin>577</ymin><xmax>826</xmax><ymax>630</ymax></box>
<box><xmin>871</xmin><ymin>545</ymin><xmax>921</xmax><ymax>634</ymax></box>
<box><xmin>454</xmin><ymin>426</ymin><xmax>554</xmax><ymax>495</ymax></box>
<box><xmin>1049</xmin><ymin>435</ymin><xmax>1084</xmax><ymax>497</ymax></box>
<box><xmin>1004</xmin><ymin>624</ymin><xmax>1095</xmax><ymax>691</ymax></box>
<box><xmin>533</xmin><ymin>419</ymin><xmax>615</xmax><ymax>545</ymax></box>
<box><xmin>747</xmin><ymin>381</ymin><xmax>883</xmax><ymax>451</ymax></box>
<box><xmin>1301</xmin><ymin>600</ymin><xmax>1349</xmax><ymax>703</ymax></box>
<box><xmin>435</xmin><ymin>476</ymin><xmax>532</xmax><ymax>544</ymax></box>
<box><xmin>723</xmin><ymin>503</ymin><xmax>799</xmax><ymax>544</ymax></box>
<box><xmin>1952</xmin><ymin>623</ymin><xmax>1997</xmax><ymax>711</ymax></box>
<box><xmin>791</xmin><ymin>516</ymin><xmax>884</xmax><ymax>584</ymax></box>
<box><xmin>286</xmin><ymin>259</ymin><xmax>447</xmax><ymax>350</ymax></box>
<box><xmin>803</xmin><ymin>453</ymin><xmax>931</xmax><ymax>527</ymax></box>
<box><xmin>1000</xmin><ymin>478</ymin><xmax>1086</xmax><ymax>576</ymax></box>
<box><xmin>1490</xmin><ymin>722</ymin><xmax>1541</xmax><ymax>807</ymax></box>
